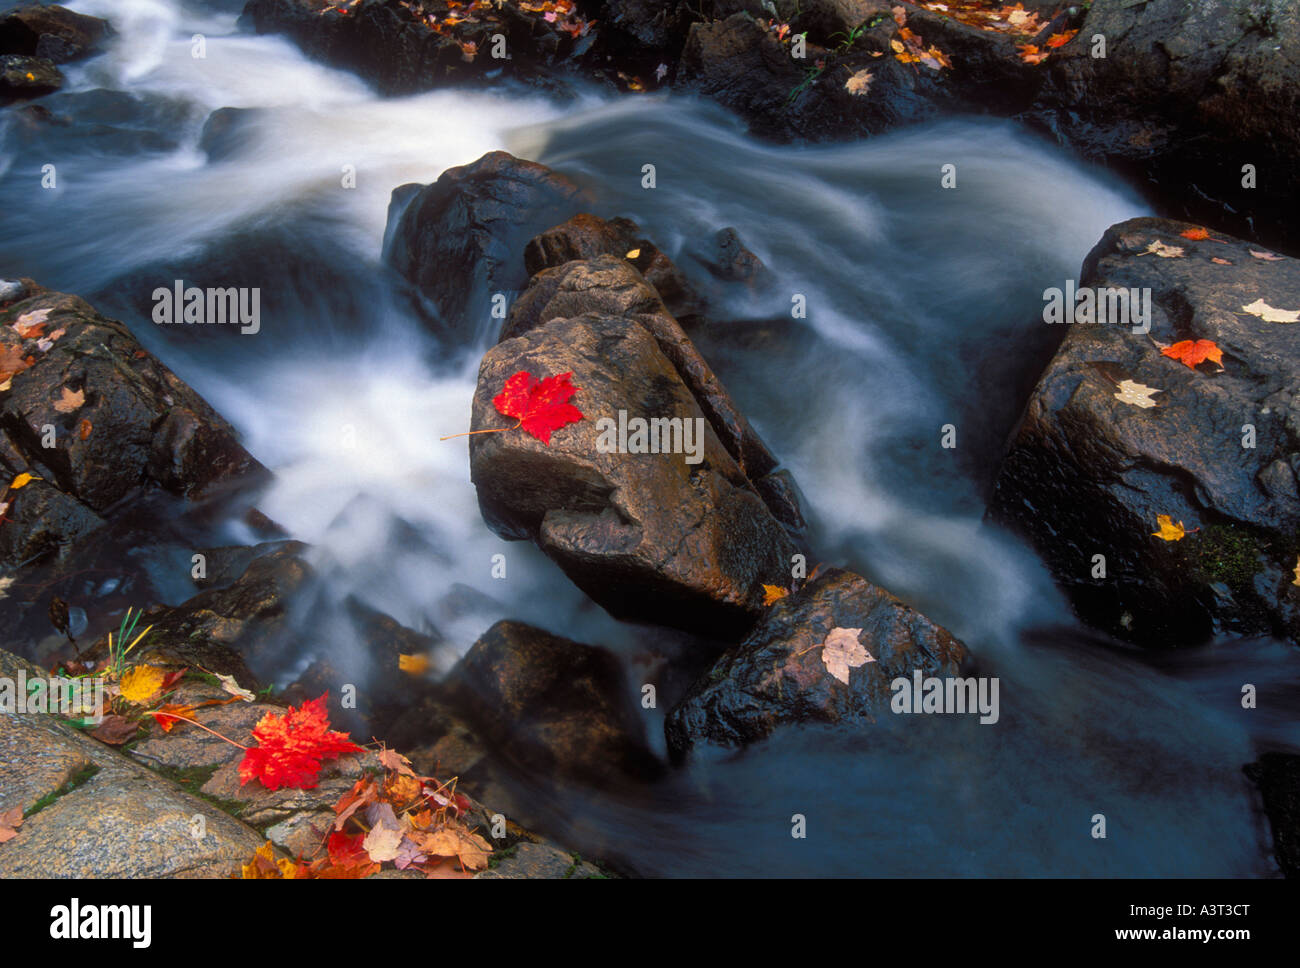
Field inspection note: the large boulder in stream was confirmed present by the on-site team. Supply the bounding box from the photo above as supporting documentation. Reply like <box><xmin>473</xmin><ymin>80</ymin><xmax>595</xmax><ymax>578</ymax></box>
<box><xmin>1027</xmin><ymin>0</ymin><xmax>1300</xmax><ymax>253</ymax></box>
<box><xmin>0</xmin><ymin>282</ymin><xmax>265</xmax><ymax>569</ymax></box>
<box><xmin>468</xmin><ymin>306</ymin><xmax>798</xmax><ymax>637</ymax></box>
<box><xmin>666</xmin><ymin>567</ymin><xmax>971</xmax><ymax>756</ymax></box>
<box><xmin>385</xmin><ymin>151</ymin><xmax>588</xmax><ymax>340</ymax></box>
<box><xmin>0</xmin><ymin>4</ymin><xmax>114</xmax><ymax>64</ymax></box>
<box><xmin>989</xmin><ymin>217</ymin><xmax>1300</xmax><ymax>647</ymax></box>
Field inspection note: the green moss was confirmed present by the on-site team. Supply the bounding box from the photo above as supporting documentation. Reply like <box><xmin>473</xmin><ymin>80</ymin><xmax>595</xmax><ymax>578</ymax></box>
<box><xmin>153</xmin><ymin>763</ymin><xmax>247</xmax><ymax>818</ymax></box>
<box><xmin>487</xmin><ymin>844</ymin><xmax>518</xmax><ymax>870</ymax></box>
<box><xmin>24</xmin><ymin>763</ymin><xmax>100</xmax><ymax>818</ymax></box>
<box><xmin>1196</xmin><ymin>524</ymin><xmax>1262</xmax><ymax>592</ymax></box>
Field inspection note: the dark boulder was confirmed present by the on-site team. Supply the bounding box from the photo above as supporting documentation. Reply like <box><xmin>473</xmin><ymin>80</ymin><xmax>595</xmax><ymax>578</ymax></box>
<box><xmin>0</xmin><ymin>284</ymin><xmax>265</xmax><ymax>568</ymax></box>
<box><xmin>1027</xmin><ymin>0</ymin><xmax>1300</xmax><ymax>253</ymax></box>
<box><xmin>989</xmin><ymin>217</ymin><xmax>1300</xmax><ymax>646</ymax></box>
<box><xmin>469</xmin><ymin>310</ymin><xmax>798</xmax><ymax>636</ymax></box>
<box><xmin>384</xmin><ymin>151</ymin><xmax>588</xmax><ymax>341</ymax></box>
<box><xmin>0</xmin><ymin>4</ymin><xmax>113</xmax><ymax>64</ymax></box>
<box><xmin>666</xmin><ymin>567</ymin><xmax>971</xmax><ymax>755</ymax></box>
<box><xmin>437</xmin><ymin>619</ymin><xmax>661</xmax><ymax>785</ymax></box>
<box><xmin>1244</xmin><ymin>752</ymin><xmax>1300</xmax><ymax>878</ymax></box>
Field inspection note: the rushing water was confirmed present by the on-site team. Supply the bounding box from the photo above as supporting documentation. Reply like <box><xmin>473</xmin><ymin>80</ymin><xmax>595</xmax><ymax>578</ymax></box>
<box><xmin>2</xmin><ymin>0</ymin><xmax>1298</xmax><ymax>875</ymax></box>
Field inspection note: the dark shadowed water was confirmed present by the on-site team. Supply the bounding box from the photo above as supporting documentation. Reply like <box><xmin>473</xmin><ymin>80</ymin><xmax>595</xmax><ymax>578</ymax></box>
<box><xmin>2</xmin><ymin>0</ymin><xmax>1297</xmax><ymax>875</ymax></box>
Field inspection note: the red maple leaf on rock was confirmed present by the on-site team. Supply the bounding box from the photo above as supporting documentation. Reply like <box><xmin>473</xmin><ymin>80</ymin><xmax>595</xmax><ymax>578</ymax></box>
<box><xmin>238</xmin><ymin>694</ymin><xmax>363</xmax><ymax>791</ymax></box>
<box><xmin>492</xmin><ymin>370</ymin><xmax>584</xmax><ymax>444</ymax></box>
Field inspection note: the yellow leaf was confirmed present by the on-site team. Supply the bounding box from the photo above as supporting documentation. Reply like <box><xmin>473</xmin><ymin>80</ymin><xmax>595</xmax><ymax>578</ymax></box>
<box><xmin>9</xmin><ymin>472</ymin><xmax>39</xmax><ymax>490</ymax></box>
<box><xmin>1143</xmin><ymin>241</ymin><xmax>1185</xmax><ymax>258</ymax></box>
<box><xmin>1292</xmin><ymin>556</ymin><xmax>1300</xmax><ymax>587</ymax></box>
<box><xmin>241</xmin><ymin>841</ymin><xmax>281</xmax><ymax>879</ymax></box>
<box><xmin>625</xmin><ymin>248</ymin><xmax>641</xmax><ymax>260</ymax></box>
<box><xmin>399</xmin><ymin>653</ymin><xmax>430</xmax><ymax>675</ymax></box>
<box><xmin>1151</xmin><ymin>514</ymin><xmax>1188</xmax><ymax>542</ymax></box>
<box><xmin>890</xmin><ymin>38</ymin><xmax>905</xmax><ymax>53</ymax></box>
<box><xmin>119</xmin><ymin>664</ymin><xmax>166</xmax><ymax>703</ymax></box>
<box><xmin>761</xmin><ymin>584</ymin><xmax>789</xmax><ymax>606</ymax></box>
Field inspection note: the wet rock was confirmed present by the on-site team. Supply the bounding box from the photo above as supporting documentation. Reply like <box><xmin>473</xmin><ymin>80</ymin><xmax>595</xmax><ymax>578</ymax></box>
<box><xmin>0</xmin><ymin>4</ymin><xmax>114</xmax><ymax>64</ymax></box>
<box><xmin>0</xmin><ymin>649</ymin><xmax>266</xmax><ymax>877</ymax></box>
<box><xmin>469</xmin><ymin>310</ymin><xmax>798</xmax><ymax>635</ymax></box>
<box><xmin>438</xmin><ymin>620</ymin><xmax>661</xmax><ymax>785</ymax></box>
<box><xmin>242</xmin><ymin>0</ymin><xmax>596</xmax><ymax>96</ymax></box>
<box><xmin>665</xmin><ymin>567</ymin><xmax>970</xmax><ymax>755</ymax></box>
<box><xmin>989</xmin><ymin>217</ymin><xmax>1300</xmax><ymax>646</ymax></box>
<box><xmin>385</xmin><ymin>151</ymin><xmax>588</xmax><ymax>340</ymax></box>
<box><xmin>0</xmin><ymin>53</ymin><xmax>61</xmax><ymax>102</ymax></box>
<box><xmin>502</xmin><ymin>254</ymin><xmax>783</xmax><ymax>486</ymax></box>
<box><xmin>1244</xmin><ymin>753</ymin><xmax>1300</xmax><ymax>878</ymax></box>
<box><xmin>475</xmin><ymin>841</ymin><xmax>602</xmax><ymax>879</ymax></box>
<box><xmin>198</xmin><ymin>106</ymin><xmax>263</xmax><ymax>162</ymax></box>
<box><xmin>0</xmin><ymin>278</ymin><xmax>25</xmax><ymax>304</ymax></box>
<box><xmin>1027</xmin><ymin>0</ymin><xmax>1300</xmax><ymax>252</ymax></box>
<box><xmin>0</xmin><ymin>284</ymin><xmax>265</xmax><ymax>569</ymax></box>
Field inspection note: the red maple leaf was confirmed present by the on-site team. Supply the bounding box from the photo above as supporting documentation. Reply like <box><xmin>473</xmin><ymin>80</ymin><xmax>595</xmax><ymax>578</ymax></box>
<box><xmin>492</xmin><ymin>370</ymin><xmax>584</xmax><ymax>444</ymax></box>
<box><xmin>238</xmin><ymin>694</ymin><xmax>363</xmax><ymax>791</ymax></box>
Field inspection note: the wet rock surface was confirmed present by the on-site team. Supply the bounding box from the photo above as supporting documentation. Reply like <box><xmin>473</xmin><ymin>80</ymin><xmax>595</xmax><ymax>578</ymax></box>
<box><xmin>469</xmin><ymin>310</ymin><xmax>797</xmax><ymax>635</ymax></box>
<box><xmin>385</xmin><ymin>151</ymin><xmax>588</xmax><ymax>340</ymax></box>
<box><xmin>666</xmin><ymin>567</ymin><xmax>970</xmax><ymax>755</ymax></box>
<box><xmin>991</xmin><ymin>217</ymin><xmax>1300</xmax><ymax>646</ymax></box>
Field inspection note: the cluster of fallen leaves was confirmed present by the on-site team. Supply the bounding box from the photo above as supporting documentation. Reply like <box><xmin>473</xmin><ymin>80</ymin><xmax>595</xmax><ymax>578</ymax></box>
<box><xmin>1110</xmin><ymin>235</ymin><xmax>1298</xmax><ymax>414</ymax></box>
<box><xmin>919</xmin><ymin>1</ymin><xmax>1076</xmax><ymax>64</ymax></box>
<box><xmin>889</xmin><ymin>7</ymin><xmax>952</xmax><ymax>71</ymax></box>
<box><xmin>1</xmin><ymin>306</ymin><xmax>67</xmax><ymax>391</ymax></box>
<box><xmin>370</xmin><ymin>0</ymin><xmax>595</xmax><ymax>62</ymax></box>
<box><xmin>242</xmin><ymin>746</ymin><xmax>493</xmax><ymax>879</ymax></box>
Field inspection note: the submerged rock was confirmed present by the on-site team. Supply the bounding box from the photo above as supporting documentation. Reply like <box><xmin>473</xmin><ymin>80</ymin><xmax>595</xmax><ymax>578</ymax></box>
<box><xmin>990</xmin><ymin>217</ymin><xmax>1300</xmax><ymax>646</ymax></box>
<box><xmin>0</xmin><ymin>53</ymin><xmax>61</xmax><ymax>103</ymax></box>
<box><xmin>1244</xmin><ymin>752</ymin><xmax>1300</xmax><ymax>878</ymax></box>
<box><xmin>385</xmin><ymin>151</ymin><xmax>587</xmax><ymax>341</ymax></box>
<box><xmin>665</xmin><ymin>567</ymin><xmax>970</xmax><ymax>755</ymax></box>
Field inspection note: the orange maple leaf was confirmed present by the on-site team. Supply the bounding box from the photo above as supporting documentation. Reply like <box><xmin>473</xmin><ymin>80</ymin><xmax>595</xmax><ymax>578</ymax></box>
<box><xmin>1161</xmin><ymin>339</ymin><xmax>1223</xmax><ymax>370</ymax></box>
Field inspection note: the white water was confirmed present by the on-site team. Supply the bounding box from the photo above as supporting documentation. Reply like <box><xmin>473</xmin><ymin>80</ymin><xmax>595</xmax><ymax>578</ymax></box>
<box><xmin>2</xmin><ymin>0</ymin><xmax>1297</xmax><ymax>875</ymax></box>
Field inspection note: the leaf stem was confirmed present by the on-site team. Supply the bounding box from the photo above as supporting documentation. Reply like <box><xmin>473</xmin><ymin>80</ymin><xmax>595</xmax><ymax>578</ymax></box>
<box><xmin>439</xmin><ymin>418</ymin><xmax>522</xmax><ymax>442</ymax></box>
<box><xmin>155</xmin><ymin>712</ymin><xmax>249</xmax><ymax>750</ymax></box>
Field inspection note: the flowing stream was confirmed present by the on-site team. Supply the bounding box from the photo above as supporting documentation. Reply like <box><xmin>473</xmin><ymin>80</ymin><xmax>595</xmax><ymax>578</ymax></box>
<box><xmin>3</xmin><ymin>0</ymin><xmax>1298</xmax><ymax>875</ymax></box>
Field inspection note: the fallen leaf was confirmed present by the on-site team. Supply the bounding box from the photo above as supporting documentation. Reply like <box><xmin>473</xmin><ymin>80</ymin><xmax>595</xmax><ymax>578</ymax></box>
<box><xmin>0</xmin><ymin>346</ymin><xmax>33</xmax><ymax>384</ymax></box>
<box><xmin>1151</xmin><ymin>514</ymin><xmax>1189</xmax><ymax>542</ymax></box>
<box><xmin>8</xmin><ymin>472</ymin><xmax>39</xmax><ymax>490</ymax></box>
<box><xmin>1249</xmin><ymin>250</ymin><xmax>1284</xmax><ymax>261</ymax></box>
<box><xmin>1241</xmin><ymin>298</ymin><xmax>1300</xmax><ymax>324</ymax></box>
<box><xmin>119</xmin><ymin>664</ymin><xmax>167</xmax><ymax>704</ymax></box>
<box><xmin>240</xmin><ymin>841</ymin><xmax>282</xmax><ymax>879</ymax></box>
<box><xmin>762</xmin><ymin>583</ymin><xmax>789</xmax><ymax>605</ymax></box>
<box><xmin>820</xmin><ymin>626</ymin><xmax>874</xmax><ymax>685</ymax></box>
<box><xmin>214</xmin><ymin>671</ymin><xmax>256</xmax><ymax>701</ymax></box>
<box><xmin>77</xmin><ymin>419</ymin><xmax>92</xmax><ymax>440</ymax></box>
<box><xmin>149</xmin><ymin>702</ymin><xmax>197</xmax><ymax>732</ymax></box>
<box><xmin>1180</xmin><ymin>227</ymin><xmax>1210</xmax><ymax>240</ymax></box>
<box><xmin>90</xmin><ymin>714</ymin><xmax>140</xmax><ymax>745</ymax></box>
<box><xmin>378</xmin><ymin>747</ymin><xmax>418</xmax><ymax>777</ymax></box>
<box><xmin>362</xmin><ymin>802</ymin><xmax>404</xmax><ymax>862</ymax></box>
<box><xmin>1211</xmin><ymin>257</ymin><xmax>1233</xmax><ymax>265</ymax></box>
<box><xmin>1161</xmin><ymin>339</ymin><xmax>1223</xmax><ymax>369</ymax></box>
<box><xmin>53</xmin><ymin>386</ymin><xmax>84</xmax><ymax>413</ymax></box>
<box><xmin>416</xmin><ymin>825</ymin><xmax>492</xmax><ymax>870</ymax></box>
<box><xmin>12</xmin><ymin>308</ymin><xmax>50</xmax><ymax>337</ymax></box>
<box><xmin>399</xmin><ymin>653</ymin><xmax>430</xmax><ymax>675</ymax></box>
<box><xmin>1113</xmin><ymin>379</ymin><xmax>1161</xmax><ymax>408</ymax></box>
<box><xmin>1292</xmin><ymin>556</ymin><xmax>1300</xmax><ymax>587</ymax></box>
<box><xmin>1044</xmin><ymin>28</ymin><xmax>1077</xmax><ymax>48</ymax></box>
<box><xmin>845</xmin><ymin>69</ymin><xmax>874</xmax><ymax>94</ymax></box>
<box><xmin>0</xmin><ymin>806</ymin><xmax>23</xmax><ymax>843</ymax></box>
<box><xmin>1143</xmin><ymin>240</ymin><xmax>1185</xmax><ymax>258</ymax></box>
<box><xmin>492</xmin><ymin>370</ymin><xmax>584</xmax><ymax>445</ymax></box>
<box><xmin>625</xmin><ymin>248</ymin><xmax>641</xmax><ymax>259</ymax></box>
<box><xmin>239</xmin><ymin>694</ymin><xmax>364</xmax><ymax>791</ymax></box>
